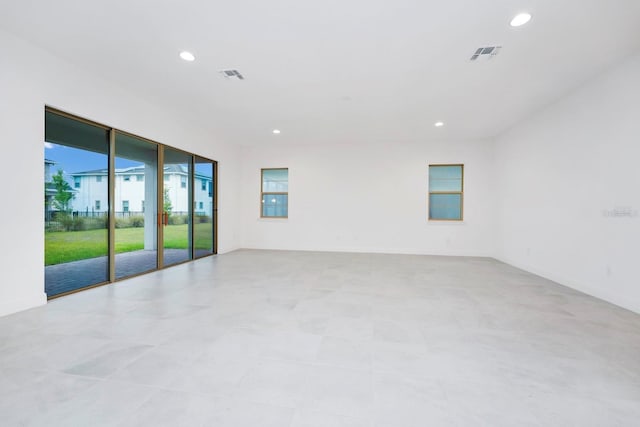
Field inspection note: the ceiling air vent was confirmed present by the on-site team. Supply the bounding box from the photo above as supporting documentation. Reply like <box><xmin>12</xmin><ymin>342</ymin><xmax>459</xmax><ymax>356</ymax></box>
<box><xmin>219</xmin><ymin>69</ymin><xmax>245</xmax><ymax>80</ymax></box>
<box><xmin>470</xmin><ymin>46</ymin><xmax>502</xmax><ymax>62</ymax></box>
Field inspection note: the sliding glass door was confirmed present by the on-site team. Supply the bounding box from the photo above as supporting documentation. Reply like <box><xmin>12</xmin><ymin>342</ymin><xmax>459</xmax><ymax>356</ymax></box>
<box><xmin>162</xmin><ymin>147</ymin><xmax>192</xmax><ymax>267</ymax></box>
<box><xmin>194</xmin><ymin>157</ymin><xmax>215</xmax><ymax>258</ymax></box>
<box><xmin>114</xmin><ymin>133</ymin><xmax>158</xmax><ymax>279</ymax></box>
<box><xmin>44</xmin><ymin>108</ymin><xmax>217</xmax><ymax>298</ymax></box>
<box><xmin>44</xmin><ymin>111</ymin><xmax>110</xmax><ymax>296</ymax></box>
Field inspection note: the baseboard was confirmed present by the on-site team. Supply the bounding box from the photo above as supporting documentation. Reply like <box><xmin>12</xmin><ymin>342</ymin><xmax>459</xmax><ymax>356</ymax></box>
<box><xmin>237</xmin><ymin>245</ymin><xmax>493</xmax><ymax>258</ymax></box>
<box><xmin>0</xmin><ymin>292</ymin><xmax>47</xmax><ymax>318</ymax></box>
<box><xmin>495</xmin><ymin>255</ymin><xmax>640</xmax><ymax>315</ymax></box>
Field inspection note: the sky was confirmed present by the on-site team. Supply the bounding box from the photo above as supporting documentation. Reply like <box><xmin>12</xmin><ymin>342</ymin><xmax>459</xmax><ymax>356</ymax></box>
<box><xmin>45</xmin><ymin>142</ymin><xmax>212</xmax><ymax>181</ymax></box>
<box><xmin>45</xmin><ymin>142</ymin><xmax>139</xmax><ymax>179</ymax></box>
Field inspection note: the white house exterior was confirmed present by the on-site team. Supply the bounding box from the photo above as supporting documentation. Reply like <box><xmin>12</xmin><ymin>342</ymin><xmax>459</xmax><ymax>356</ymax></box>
<box><xmin>69</xmin><ymin>164</ymin><xmax>213</xmax><ymax>216</ymax></box>
<box><xmin>44</xmin><ymin>159</ymin><xmax>60</xmax><ymax>220</ymax></box>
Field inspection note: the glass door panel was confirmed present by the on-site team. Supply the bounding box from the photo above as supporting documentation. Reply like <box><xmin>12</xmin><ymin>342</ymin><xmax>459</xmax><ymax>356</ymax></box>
<box><xmin>194</xmin><ymin>157</ymin><xmax>215</xmax><ymax>258</ymax></box>
<box><xmin>44</xmin><ymin>111</ymin><xmax>110</xmax><ymax>296</ymax></box>
<box><xmin>163</xmin><ymin>148</ymin><xmax>192</xmax><ymax>266</ymax></box>
<box><xmin>114</xmin><ymin>133</ymin><xmax>158</xmax><ymax>279</ymax></box>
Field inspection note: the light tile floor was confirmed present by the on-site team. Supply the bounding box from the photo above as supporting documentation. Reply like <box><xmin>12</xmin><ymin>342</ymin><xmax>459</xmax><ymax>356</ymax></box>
<box><xmin>2</xmin><ymin>249</ymin><xmax>640</xmax><ymax>426</ymax></box>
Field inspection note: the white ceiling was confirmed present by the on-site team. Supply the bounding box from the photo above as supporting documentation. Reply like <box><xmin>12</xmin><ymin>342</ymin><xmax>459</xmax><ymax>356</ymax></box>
<box><xmin>2</xmin><ymin>0</ymin><xmax>640</xmax><ymax>146</ymax></box>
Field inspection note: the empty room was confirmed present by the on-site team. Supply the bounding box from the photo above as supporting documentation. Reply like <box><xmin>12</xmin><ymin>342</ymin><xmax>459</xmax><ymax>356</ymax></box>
<box><xmin>1</xmin><ymin>0</ymin><xmax>639</xmax><ymax>426</ymax></box>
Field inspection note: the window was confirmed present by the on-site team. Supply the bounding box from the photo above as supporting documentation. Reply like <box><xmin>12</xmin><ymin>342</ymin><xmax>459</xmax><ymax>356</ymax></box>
<box><xmin>141</xmin><ymin>200</ymin><xmax>145</xmax><ymax>212</ymax></box>
<box><xmin>136</xmin><ymin>175</ymin><xmax>144</xmax><ymax>182</ymax></box>
<box><xmin>95</xmin><ymin>200</ymin><xmax>100</xmax><ymax>211</ymax></box>
<box><xmin>428</xmin><ymin>164</ymin><xmax>463</xmax><ymax>221</ymax></box>
<box><xmin>181</xmin><ymin>175</ymin><xmax>187</xmax><ymax>188</ymax></box>
<box><xmin>261</xmin><ymin>168</ymin><xmax>288</xmax><ymax>218</ymax></box>
<box><xmin>96</xmin><ymin>175</ymin><xmax>102</xmax><ymax>183</ymax></box>
<box><xmin>123</xmin><ymin>175</ymin><xmax>131</xmax><ymax>182</ymax></box>
<box><xmin>164</xmin><ymin>174</ymin><xmax>170</xmax><ymax>182</ymax></box>
<box><xmin>201</xmin><ymin>179</ymin><xmax>206</xmax><ymax>191</ymax></box>
<box><xmin>122</xmin><ymin>200</ymin><xmax>129</xmax><ymax>213</ymax></box>
<box><xmin>74</xmin><ymin>176</ymin><xmax>81</xmax><ymax>188</ymax></box>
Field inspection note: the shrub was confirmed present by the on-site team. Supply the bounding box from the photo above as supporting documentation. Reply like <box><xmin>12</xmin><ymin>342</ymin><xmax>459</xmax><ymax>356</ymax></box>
<box><xmin>168</xmin><ymin>214</ymin><xmax>188</xmax><ymax>225</ymax></box>
<box><xmin>115</xmin><ymin>217</ymin><xmax>130</xmax><ymax>229</ymax></box>
<box><xmin>197</xmin><ymin>215</ymin><xmax>211</xmax><ymax>224</ymax></box>
<box><xmin>130</xmin><ymin>215</ymin><xmax>145</xmax><ymax>227</ymax></box>
<box><xmin>45</xmin><ymin>221</ymin><xmax>64</xmax><ymax>232</ymax></box>
<box><xmin>72</xmin><ymin>217</ymin><xmax>86</xmax><ymax>231</ymax></box>
<box><xmin>82</xmin><ymin>216</ymin><xmax>106</xmax><ymax>231</ymax></box>
<box><xmin>59</xmin><ymin>214</ymin><xmax>74</xmax><ymax>231</ymax></box>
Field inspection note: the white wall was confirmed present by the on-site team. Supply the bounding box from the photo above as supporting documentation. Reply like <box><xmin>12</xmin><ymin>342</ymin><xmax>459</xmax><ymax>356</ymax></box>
<box><xmin>495</xmin><ymin>51</ymin><xmax>640</xmax><ymax>313</ymax></box>
<box><xmin>4</xmin><ymin>26</ymin><xmax>638</xmax><ymax>317</ymax></box>
<box><xmin>240</xmin><ymin>140</ymin><xmax>495</xmax><ymax>256</ymax></box>
<box><xmin>0</xmin><ymin>30</ymin><xmax>241</xmax><ymax>317</ymax></box>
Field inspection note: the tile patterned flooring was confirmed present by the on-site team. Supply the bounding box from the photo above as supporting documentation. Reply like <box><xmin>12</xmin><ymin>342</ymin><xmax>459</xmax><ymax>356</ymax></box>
<box><xmin>2</xmin><ymin>249</ymin><xmax>640</xmax><ymax>426</ymax></box>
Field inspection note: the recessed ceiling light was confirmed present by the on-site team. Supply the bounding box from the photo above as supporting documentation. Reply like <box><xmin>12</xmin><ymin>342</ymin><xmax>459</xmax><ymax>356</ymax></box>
<box><xmin>272</xmin><ymin>129</ymin><xmax>281</xmax><ymax>134</ymax></box>
<box><xmin>434</xmin><ymin>121</ymin><xmax>444</xmax><ymax>127</ymax></box>
<box><xmin>179</xmin><ymin>51</ymin><xmax>195</xmax><ymax>62</ymax></box>
<box><xmin>510</xmin><ymin>13</ymin><xmax>532</xmax><ymax>27</ymax></box>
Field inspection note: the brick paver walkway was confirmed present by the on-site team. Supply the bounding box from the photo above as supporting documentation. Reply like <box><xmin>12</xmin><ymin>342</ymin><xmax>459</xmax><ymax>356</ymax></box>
<box><xmin>44</xmin><ymin>249</ymin><xmax>193</xmax><ymax>296</ymax></box>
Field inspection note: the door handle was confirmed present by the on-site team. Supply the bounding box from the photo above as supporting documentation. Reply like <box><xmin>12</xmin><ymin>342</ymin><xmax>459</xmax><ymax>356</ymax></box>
<box><xmin>157</xmin><ymin>212</ymin><xmax>169</xmax><ymax>226</ymax></box>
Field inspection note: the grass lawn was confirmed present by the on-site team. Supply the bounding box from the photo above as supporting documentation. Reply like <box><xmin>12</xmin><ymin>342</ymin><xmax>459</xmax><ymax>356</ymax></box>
<box><xmin>45</xmin><ymin>223</ymin><xmax>213</xmax><ymax>265</ymax></box>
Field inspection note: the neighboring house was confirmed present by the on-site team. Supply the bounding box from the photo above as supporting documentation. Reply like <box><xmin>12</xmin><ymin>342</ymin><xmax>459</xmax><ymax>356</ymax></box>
<box><xmin>44</xmin><ymin>159</ymin><xmax>57</xmax><ymax>220</ymax></box>
<box><xmin>68</xmin><ymin>164</ymin><xmax>213</xmax><ymax>216</ymax></box>
<box><xmin>45</xmin><ymin>159</ymin><xmax>80</xmax><ymax>220</ymax></box>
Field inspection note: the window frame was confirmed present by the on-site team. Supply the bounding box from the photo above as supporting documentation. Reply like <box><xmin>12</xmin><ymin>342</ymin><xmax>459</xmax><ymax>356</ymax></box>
<box><xmin>428</xmin><ymin>164</ymin><xmax>464</xmax><ymax>221</ymax></box>
<box><xmin>260</xmin><ymin>168</ymin><xmax>288</xmax><ymax>219</ymax></box>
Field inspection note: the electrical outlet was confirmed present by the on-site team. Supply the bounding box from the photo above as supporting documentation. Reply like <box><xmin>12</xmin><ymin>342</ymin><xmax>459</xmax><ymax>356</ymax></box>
<box><xmin>603</xmin><ymin>207</ymin><xmax>638</xmax><ymax>218</ymax></box>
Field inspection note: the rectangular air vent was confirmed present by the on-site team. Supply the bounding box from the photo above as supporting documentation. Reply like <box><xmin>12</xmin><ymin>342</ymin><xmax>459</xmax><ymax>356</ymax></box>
<box><xmin>219</xmin><ymin>69</ymin><xmax>245</xmax><ymax>80</ymax></box>
<box><xmin>470</xmin><ymin>46</ymin><xmax>502</xmax><ymax>61</ymax></box>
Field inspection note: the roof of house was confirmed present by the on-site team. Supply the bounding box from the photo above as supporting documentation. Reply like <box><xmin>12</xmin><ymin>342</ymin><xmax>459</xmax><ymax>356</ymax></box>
<box><xmin>45</xmin><ymin>182</ymin><xmax>77</xmax><ymax>195</ymax></box>
<box><xmin>70</xmin><ymin>164</ymin><xmax>210</xmax><ymax>180</ymax></box>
